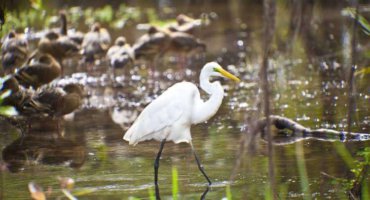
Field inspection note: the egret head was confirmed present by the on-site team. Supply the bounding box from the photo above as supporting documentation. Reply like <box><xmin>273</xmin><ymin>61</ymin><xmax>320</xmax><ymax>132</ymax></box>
<box><xmin>202</xmin><ymin>62</ymin><xmax>240</xmax><ymax>82</ymax></box>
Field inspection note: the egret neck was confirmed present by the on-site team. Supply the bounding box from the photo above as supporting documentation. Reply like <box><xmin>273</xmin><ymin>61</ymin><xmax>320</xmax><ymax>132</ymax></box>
<box><xmin>192</xmin><ymin>69</ymin><xmax>224</xmax><ymax>124</ymax></box>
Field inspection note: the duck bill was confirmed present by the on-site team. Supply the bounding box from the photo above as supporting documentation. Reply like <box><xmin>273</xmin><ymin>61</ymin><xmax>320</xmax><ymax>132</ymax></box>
<box><xmin>218</xmin><ymin>68</ymin><xmax>240</xmax><ymax>82</ymax></box>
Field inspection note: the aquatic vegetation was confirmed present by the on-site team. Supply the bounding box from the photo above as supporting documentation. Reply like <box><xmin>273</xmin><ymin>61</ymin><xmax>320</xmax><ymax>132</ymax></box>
<box><xmin>0</xmin><ymin>3</ymin><xmax>143</xmax><ymax>38</ymax></box>
<box><xmin>0</xmin><ymin>89</ymin><xmax>18</xmax><ymax>116</ymax></box>
<box><xmin>145</xmin><ymin>8</ymin><xmax>176</xmax><ymax>27</ymax></box>
<box><xmin>225</xmin><ymin>184</ymin><xmax>232</xmax><ymax>200</ymax></box>
<box><xmin>85</xmin><ymin>5</ymin><xmax>113</xmax><ymax>25</ymax></box>
<box><xmin>342</xmin><ymin>7</ymin><xmax>370</xmax><ymax>36</ymax></box>
<box><xmin>332</xmin><ymin>143</ymin><xmax>370</xmax><ymax>199</ymax></box>
<box><xmin>172</xmin><ymin>166</ymin><xmax>179</xmax><ymax>200</ymax></box>
<box><xmin>0</xmin><ymin>76</ymin><xmax>18</xmax><ymax>116</ymax></box>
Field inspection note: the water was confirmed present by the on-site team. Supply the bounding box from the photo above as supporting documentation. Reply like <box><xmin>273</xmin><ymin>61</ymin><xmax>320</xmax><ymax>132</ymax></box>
<box><xmin>0</xmin><ymin>1</ymin><xmax>369</xmax><ymax>199</ymax></box>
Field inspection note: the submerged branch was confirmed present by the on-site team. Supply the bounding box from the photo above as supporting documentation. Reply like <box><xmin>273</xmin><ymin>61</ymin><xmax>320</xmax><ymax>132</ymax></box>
<box><xmin>257</xmin><ymin>115</ymin><xmax>369</xmax><ymax>144</ymax></box>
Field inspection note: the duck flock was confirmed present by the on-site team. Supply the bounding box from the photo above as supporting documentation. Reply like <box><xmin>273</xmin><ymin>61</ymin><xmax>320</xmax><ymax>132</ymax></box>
<box><xmin>0</xmin><ymin>11</ymin><xmax>209</xmax><ymax>128</ymax></box>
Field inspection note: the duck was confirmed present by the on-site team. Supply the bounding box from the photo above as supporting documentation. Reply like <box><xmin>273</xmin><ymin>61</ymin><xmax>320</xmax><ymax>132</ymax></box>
<box><xmin>29</xmin><ymin>83</ymin><xmax>84</xmax><ymax>117</ymax></box>
<box><xmin>1</xmin><ymin>31</ymin><xmax>29</xmax><ymax>75</ymax></box>
<box><xmin>107</xmin><ymin>36</ymin><xmax>134</xmax><ymax>69</ymax></box>
<box><xmin>167</xmin><ymin>31</ymin><xmax>206</xmax><ymax>71</ymax></box>
<box><xmin>132</xmin><ymin>26</ymin><xmax>171</xmax><ymax>61</ymax></box>
<box><xmin>162</xmin><ymin>31</ymin><xmax>206</xmax><ymax>77</ymax></box>
<box><xmin>168</xmin><ymin>31</ymin><xmax>206</xmax><ymax>55</ymax></box>
<box><xmin>14</xmin><ymin>53</ymin><xmax>62</xmax><ymax>89</ymax></box>
<box><xmin>132</xmin><ymin>26</ymin><xmax>172</xmax><ymax>77</ymax></box>
<box><xmin>167</xmin><ymin>14</ymin><xmax>209</xmax><ymax>35</ymax></box>
<box><xmin>37</xmin><ymin>30</ymin><xmax>80</xmax><ymax>65</ymax></box>
<box><xmin>81</xmin><ymin>23</ymin><xmax>111</xmax><ymax>63</ymax></box>
<box><xmin>58</xmin><ymin>10</ymin><xmax>84</xmax><ymax>45</ymax></box>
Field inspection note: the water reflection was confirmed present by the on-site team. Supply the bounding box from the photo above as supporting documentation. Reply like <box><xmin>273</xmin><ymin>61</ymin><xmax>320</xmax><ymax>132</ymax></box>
<box><xmin>2</xmin><ymin>128</ymin><xmax>86</xmax><ymax>173</ymax></box>
<box><xmin>110</xmin><ymin>105</ymin><xmax>138</xmax><ymax>129</ymax></box>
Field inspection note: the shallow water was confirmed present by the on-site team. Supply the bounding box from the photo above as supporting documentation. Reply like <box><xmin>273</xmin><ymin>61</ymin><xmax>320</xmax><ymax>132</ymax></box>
<box><xmin>0</xmin><ymin>1</ymin><xmax>369</xmax><ymax>199</ymax></box>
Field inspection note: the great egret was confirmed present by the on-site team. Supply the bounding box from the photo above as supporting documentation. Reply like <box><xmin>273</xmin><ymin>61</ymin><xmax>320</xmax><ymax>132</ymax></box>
<box><xmin>123</xmin><ymin>62</ymin><xmax>240</xmax><ymax>197</ymax></box>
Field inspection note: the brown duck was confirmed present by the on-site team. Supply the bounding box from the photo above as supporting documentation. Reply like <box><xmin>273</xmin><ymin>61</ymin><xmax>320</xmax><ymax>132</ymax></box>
<box><xmin>14</xmin><ymin>53</ymin><xmax>61</xmax><ymax>89</ymax></box>
<box><xmin>167</xmin><ymin>14</ymin><xmax>209</xmax><ymax>34</ymax></box>
<box><xmin>31</xmin><ymin>83</ymin><xmax>84</xmax><ymax>117</ymax></box>
<box><xmin>132</xmin><ymin>26</ymin><xmax>171</xmax><ymax>61</ymax></box>
<box><xmin>1</xmin><ymin>31</ymin><xmax>29</xmax><ymax>75</ymax></box>
<box><xmin>38</xmin><ymin>30</ymin><xmax>80</xmax><ymax>64</ymax></box>
<box><xmin>59</xmin><ymin>10</ymin><xmax>84</xmax><ymax>45</ymax></box>
<box><xmin>168</xmin><ymin>31</ymin><xmax>206</xmax><ymax>55</ymax></box>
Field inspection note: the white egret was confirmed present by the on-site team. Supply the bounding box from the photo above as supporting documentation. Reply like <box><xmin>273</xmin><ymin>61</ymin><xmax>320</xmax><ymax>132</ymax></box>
<box><xmin>123</xmin><ymin>62</ymin><xmax>240</xmax><ymax>196</ymax></box>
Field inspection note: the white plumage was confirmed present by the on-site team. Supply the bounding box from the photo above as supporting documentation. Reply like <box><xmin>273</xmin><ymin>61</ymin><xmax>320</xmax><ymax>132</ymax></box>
<box><xmin>123</xmin><ymin>62</ymin><xmax>240</xmax><ymax>145</ymax></box>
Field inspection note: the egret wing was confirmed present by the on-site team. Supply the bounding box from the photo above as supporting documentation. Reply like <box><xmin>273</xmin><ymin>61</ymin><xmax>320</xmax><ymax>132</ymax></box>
<box><xmin>124</xmin><ymin>82</ymin><xmax>196</xmax><ymax>145</ymax></box>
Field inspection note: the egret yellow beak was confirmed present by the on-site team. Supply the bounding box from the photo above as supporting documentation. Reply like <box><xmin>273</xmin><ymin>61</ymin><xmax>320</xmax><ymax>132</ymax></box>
<box><xmin>216</xmin><ymin>67</ymin><xmax>240</xmax><ymax>82</ymax></box>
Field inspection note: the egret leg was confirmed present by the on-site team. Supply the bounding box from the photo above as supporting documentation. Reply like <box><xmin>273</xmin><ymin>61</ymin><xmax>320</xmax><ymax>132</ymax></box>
<box><xmin>190</xmin><ymin>142</ymin><xmax>212</xmax><ymax>186</ymax></box>
<box><xmin>154</xmin><ymin>139</ymin><xmax>166</xmax><ymax>200</ymax></box>
<box><xmin>200</xmin><ymin>186</ymin><xmax>210</xmax><ymax>200</ymax></box>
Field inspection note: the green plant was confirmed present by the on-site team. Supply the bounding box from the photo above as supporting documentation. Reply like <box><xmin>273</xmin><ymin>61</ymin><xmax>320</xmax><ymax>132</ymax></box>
<box><xmin>334</xmin><ymin>143</ymin><xmax>370</xmax><ymax>199</ymax></box>
<box><xmin>342</xmin><ymin>7</ymin><xmax>370</xmax><ymax>35</ymax></box>
<box><xmin>226</xmin><ymin>184</ymin><xmax>232</xmax><ymax>200</ymax></box>
<box><xmin>172</xmin><ymin>166</ymin><xmax>179</xmax><ymax>200</ymax></box>
<box><xmin>148</xmin><ymin>186</ymin><xmax>155</xmax><ymax>200</ymax></box>
<box><xmin>0</xmin><ymin>76</ymin><xmax>18</xmax><ymax>117</ymax></box>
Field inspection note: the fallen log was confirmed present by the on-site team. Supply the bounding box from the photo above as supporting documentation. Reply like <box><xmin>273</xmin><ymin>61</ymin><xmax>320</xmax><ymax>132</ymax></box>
<box><xmin>257</xmin><ymin>115</ymin><xmax>370</xmax><ymax>144</ymax></box>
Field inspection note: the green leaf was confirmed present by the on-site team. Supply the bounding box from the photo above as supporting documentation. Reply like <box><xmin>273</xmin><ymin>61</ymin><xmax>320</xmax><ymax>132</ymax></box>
<box><xmin>0</xmin><ymin>90</ymin><xmax>12</xmax><ymax>99</ymax></box>
<box><xmin>342</xmin><ymin>7</ymin><xmax>370</xmax><ymax>35</ymax></box>
<box><xmin>128</xmin><ymin>197</ymin><xmax>142</xmax><ymax>200</ymax></box>
<box><xmin>172</xmin><ymin>166</ymin><xmax>179</xmax><ymax>200</ymax></box>
<box><xmin>362</xmin><ymin>179</ymin><xmax>369</xmax><ymax>200</ymax></box>
<box><xmin>357</xmin><ymin>147</ymin><xmax>370</xmax><ymax>163</ymax></box>
<box><xmin>148</xmin><ymin>187</ymin><xmax>155</xmax><ymax>200</ymax></box>
<box><xmin>226</xmin><ymin>184</ymin><xmax>232</xmax><ymax>200</ymax></box>
<box><xmin>0</xmin><ymin>106</ymin><xmax>18</xmax><ymax>116</ymax></box>
<box><xmin>62</xmin><ymin>189</ymin><xmax>78</xmax><ymax>200</ymax></box>
<box><xmin>71</xmin><ymin>188</ymin><xmax>97</xmax><ymax>196</ymax></box>
<box><xmin>30</xmin><ymin>0</ymin><xmax>43</xmax><ymax>10</ymax></box>
<box><xmin>355</xmin><ymin>67</ymin><xmax>370</xmax><ymax>76</ymax></box>
<box><xmin>334</xmin><ymin>142</ymin><xmax>356</xmax><ymax>169</ymax></box>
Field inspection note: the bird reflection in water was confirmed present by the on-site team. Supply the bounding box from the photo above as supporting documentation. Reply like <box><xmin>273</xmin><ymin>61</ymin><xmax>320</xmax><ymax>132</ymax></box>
<box><xmin>2</xmin><ymin>127</ymin><xmax>86</xmax><ymax>173</ymax></box>
<box><xmin>110</xmin><ymin>105</ymin><xmax>138</xmax><ymax>130</ymax></box>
